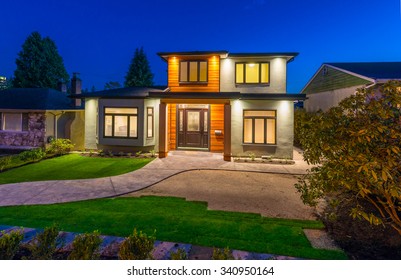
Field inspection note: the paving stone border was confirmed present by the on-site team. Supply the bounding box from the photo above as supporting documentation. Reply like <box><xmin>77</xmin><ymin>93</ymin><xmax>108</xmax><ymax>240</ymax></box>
<box><xmin>0</xmin><ymin>225</ymin><xmax>299</xmax><ymax>260</ymax></box>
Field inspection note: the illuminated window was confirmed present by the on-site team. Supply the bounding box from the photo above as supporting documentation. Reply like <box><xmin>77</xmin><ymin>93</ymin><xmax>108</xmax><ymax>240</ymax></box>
<box><xmin>236</xmin><ymin>62</ymin><xmax>270</xmax><ymax>84</ymax></box>
<box><xmin>146</xmin><ymin>107</ymin><xmax>154</xmax><ymax>138</ymax></box>
<box><xmin>179</xmin><ymin>61</ymin><xmax>208</xmax><ymax>83</ymax></box>
<box><xmin>243</xmin><ymin>110</ymin><xmax>276</xmax><ymax>144</ymax></box>
<box><xmin>0</xmin><ymin>113</ymin><xmax>29</xmax><ymax>131</ymax></box>
<box><xmin>104</xmin><ymin>107</ymin><xmax>138</xmax><ymax>138</ymax></box>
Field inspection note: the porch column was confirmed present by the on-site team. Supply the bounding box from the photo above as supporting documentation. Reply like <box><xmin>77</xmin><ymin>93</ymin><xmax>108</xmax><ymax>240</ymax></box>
<box><xmin>158</xmin><ymin>102</ymin><xmax>168</xmax><ymax>158</ymax></box>
<box><xmin>223</xmin><ymin>103</ymin><xmax>231</xmax><ymax>161</ymax></box>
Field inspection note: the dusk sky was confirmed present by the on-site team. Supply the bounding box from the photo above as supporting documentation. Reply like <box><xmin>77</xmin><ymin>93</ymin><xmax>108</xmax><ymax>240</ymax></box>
<box><xmin>2</xmin><ymin>0</ymin><xmax>401</xmax><ymax>92</ymax></box>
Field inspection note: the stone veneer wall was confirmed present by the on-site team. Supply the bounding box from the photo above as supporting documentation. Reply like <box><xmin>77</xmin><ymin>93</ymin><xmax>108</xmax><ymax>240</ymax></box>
<box><xmin>0</xmin><ymin>112</ymin><xmax>46</xmax><ymax>147</ymax></box>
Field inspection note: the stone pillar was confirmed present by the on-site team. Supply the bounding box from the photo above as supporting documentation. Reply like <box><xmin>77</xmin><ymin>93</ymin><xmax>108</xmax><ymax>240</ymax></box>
<box><xmin>158</xmin><ymin>103</ymin><xmax>168</xmax><ymax>158</ymax></box>
<box><xmin>223</xmin><ymin>103</ymin><xmax>231</xmax><ymax>161</ymax></box>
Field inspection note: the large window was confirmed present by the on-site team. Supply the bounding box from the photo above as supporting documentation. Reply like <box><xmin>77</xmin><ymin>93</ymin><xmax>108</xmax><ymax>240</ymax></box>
<box><xmin>104</xmin><ymin>107</ymin><xmax>138</xmax><ymax>138</ymax></box>
<box><xmin>146</xmin><ymin>107</ymin><xmax>154</xmax><ymax>138</ymax></box>
<box><xmin>0</xmin><ymin>113</ymin><xmax>29</xmax><ymax>132</ymax></box>
<box><xmin>243</xmin><ymin>110</ymin><xmax>276</xmax><ymax>145</ymax></box>
<box><xmin>179</xmin><ymin>60</ymin><xmax>208</xmax><ymax>83</ymax></box>
<box><xmin>236</xmin><ymin>62</ymin><xmax>269</xmax><ymax>84</ymax></box>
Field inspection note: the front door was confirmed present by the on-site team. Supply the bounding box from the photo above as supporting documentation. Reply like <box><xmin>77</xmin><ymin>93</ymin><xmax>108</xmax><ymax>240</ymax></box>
<box><xmin>177</xmin><ymin>106</ymin><xmax>209</xmax><ymax>149</ymax></box>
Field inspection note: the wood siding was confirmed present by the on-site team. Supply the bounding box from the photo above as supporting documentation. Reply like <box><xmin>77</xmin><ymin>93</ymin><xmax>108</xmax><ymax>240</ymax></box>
<box><xmin>168</xmin><ymin>104</ymin><xmax>177</xmax><ymax>150</ymax></box>
<box><xmin>303</xmin><ymin>66</ymin><xmax>371</xmax><ymax>94</ymax></box>
<box><xmin>210</xmin><ymin>104</ymin><xmax>224</xmax><ymax>152</ymax></box>
<box><xmin>168</xmin><ymin>56</ymin><xmax>220</xmax><ymax>92</ymax></box>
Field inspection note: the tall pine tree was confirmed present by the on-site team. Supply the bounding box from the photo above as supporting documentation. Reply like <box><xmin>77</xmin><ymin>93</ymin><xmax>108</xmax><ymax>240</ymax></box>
<box><xmin>124</xmin><ymin>47</ymin><xmax>154</xmax><ymax>87</ymax></box>
<box><xmin>13</xmin><ymin>31</ymin><xmax>69</xmax><ymax>89</ymax></box>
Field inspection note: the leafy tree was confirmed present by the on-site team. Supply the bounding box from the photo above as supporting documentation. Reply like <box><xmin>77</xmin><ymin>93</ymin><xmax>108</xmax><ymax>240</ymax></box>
<box><xmin>104</xmin><ymin>81</ymin><xmax>121</xmax><ymax>90</ymax></box>
<box><xmin>13</xmin><ymin>31</ymin><xmax>69</xmax><ymax>89</ymax></box>
<box><xmin>124</xmin><ymin>47</ymin><xmax>154</xmax><ymax>87</ymax></box>
<box><xmin>295</xmin><ymin>81</ymin><xmax>401</xmax><ymax>234</ymax></box>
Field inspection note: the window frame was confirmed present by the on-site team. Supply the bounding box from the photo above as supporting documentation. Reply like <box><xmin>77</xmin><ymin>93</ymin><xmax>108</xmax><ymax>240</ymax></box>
<box><xmin>0</xmin><ymin>112</ymin><xmax>29</xmax><ymax>132</ymax></box>
<box><xmin>179</xmin><ymin>60</ymin><xmax>208</xmax><ymax>84</ymax></box>
<box><xmin>146</xmin><ymin>107</ymin><xmax>154</xmax><ymax>139</ymax></box>
<box><xmin>242</xmin><ymin>110</ymin><xmax>277</xmax><ymax>145</ymax></box>
<box><xmin>235</xmin><ymin>62</ymin><xmax>270</xmax><ymax>85</ymax></box>
<box><xmin>103</xmin><ymin>107</ymin><xmax>138</xmax><ymax>139</ymax></box>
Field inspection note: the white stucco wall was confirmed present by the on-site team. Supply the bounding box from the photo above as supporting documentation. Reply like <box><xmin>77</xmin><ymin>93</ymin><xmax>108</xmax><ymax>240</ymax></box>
<box><xmin>84</xmin><ymin>98</ymin><xmax>98</xmax><ymax>149</ymax></box>
<box><xmin>304</xmin><ymin>85</ymin><xmax>360</xmax><ymax>112</ymax></box>
<box><xmin>230</xmin><ymin>99</ymin><xmax>294</xmax><ymax>159</ymax></box>
<box><xmin>143</xmin><ymin>98</ymin><xmax>160</xmax><ymax>148</ymax></box>
<box><xmin>220</xmin><ymin>57</ymin><xmax>287</xmax><ymax>93</ymax></box>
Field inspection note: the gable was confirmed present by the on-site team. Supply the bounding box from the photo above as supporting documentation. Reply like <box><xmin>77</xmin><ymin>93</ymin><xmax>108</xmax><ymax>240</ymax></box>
<box><xmin>302</xmin><ymin>65</ymin><xmax>372</xmax><ymax>94</ymax></box>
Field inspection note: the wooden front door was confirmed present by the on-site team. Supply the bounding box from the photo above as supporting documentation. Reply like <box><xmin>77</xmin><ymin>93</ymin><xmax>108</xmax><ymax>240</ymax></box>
<box><xmin>177</xmin><ymin>107</ymin><xmax>209</xmax><ymax>149</ymax></box>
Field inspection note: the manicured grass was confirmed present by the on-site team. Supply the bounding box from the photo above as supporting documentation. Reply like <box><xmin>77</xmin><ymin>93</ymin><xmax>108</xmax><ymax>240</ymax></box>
<box><xmin>0</xmin><ymin>154</ymin><xmax>152</xmax><ymax>184</ymax></box>
<box><xmin>0</xmin><ymin>196</ymin><xmax>347</xmax><ymax>259</ymax></box>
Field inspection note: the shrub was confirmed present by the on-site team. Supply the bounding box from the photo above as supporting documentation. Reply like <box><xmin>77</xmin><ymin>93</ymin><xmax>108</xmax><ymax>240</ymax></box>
<box><xmin>118</xmin><ymin>229</ymin><xmax>155</xmax><ymax>260</ymax></box>
<box><xmin>19</xmin><ymin>148</ymin><xmax>46</xmax><ymax>162</ymax></box>
<box><xmin>0</xmin><ymin>229</ymin><xmax>24</xmax><ymax>260</ymax></box>
<box><xmin>68</xmin><ymin>231</ymin><xmax>102</xmax><ymax>260</ymax></box>
<box><xmin>150</xmin><ymin>150</ymin><xmax>156</xmax><ymax>158</ymax></box>
<box><xmin>47</xmin><ymin>138</ymin><xmax>74</xmax><ymax>156</ymax></box>
<box><xmin>118</xmin><ymin>151</ymin><xmax>125</xmax><ymax>157</ymax></box>
<box><xmin>169</xmin><ymin>248</ymin><xmax>187</xmax><ymax>260</ymax></box>
<box><xmin>108</xmin><ymin>150</ymin><xmax>113</xmax><ymax>157</ymax></box>
<box><xmin>26</xmin><ymin>225</ymin><xmax>62</xmax><ymax>260</ymax></box>
<box><xmin>212</xmin><ymin>247</ymin><xmax>235</xmax><ymax>260</ymax></box>
<box><xmin>135</xmin><ymin>151</ymin><xmax>142</xmax><ymax>157</ymax></box>
<box><xmin>0</xmin><ymin>156</ymin><xmax>12</xmax><ymax>172</ymax></box>
<box><xmin>98</xmin><ymin>149</ymin><xmax>104</xmax><ymax>157</ymax></box>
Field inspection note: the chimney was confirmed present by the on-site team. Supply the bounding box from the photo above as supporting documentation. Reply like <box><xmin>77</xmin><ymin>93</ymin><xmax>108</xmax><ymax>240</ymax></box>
<box><xmin>71</xmin><ymin>72</ymin><xmax>82</xmax><ymax>107</ymax></box>
<box><xmin>71</xmin><ymin>72</ymin><xmax>82</xmax><ymax>94</ymax></box>
<box><xmin>57</xmin><ymin>80</ymin><xmax>67</xmax><ymax>93</ymax></box>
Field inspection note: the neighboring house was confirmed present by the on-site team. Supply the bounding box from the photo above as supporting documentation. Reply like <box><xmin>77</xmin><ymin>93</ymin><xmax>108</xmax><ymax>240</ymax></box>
<box><xmin>0</xmin><ymin>74</ymin><xmax>85</xmax><ymax>151</ymax></box>
<box><xmin>73</xmin><ymin>50</ymin><xmax>305</xmax><ymax>160</ymax></box>
<box><xmin>302</xmin><ymin>62</ymin><xmax>401</xmax><ymax>112</ymax></box>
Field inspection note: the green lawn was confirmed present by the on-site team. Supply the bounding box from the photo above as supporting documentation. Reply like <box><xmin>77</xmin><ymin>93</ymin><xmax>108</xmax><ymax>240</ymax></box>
<box><xmin>0</xmin><ymin>196</ymin><xmax>347</xmax><ymax>259</ymax></box>
<box><xmin>0</xmin><ymin>154</ymin><xmax>152</xmax><ymax>184</ymax></box>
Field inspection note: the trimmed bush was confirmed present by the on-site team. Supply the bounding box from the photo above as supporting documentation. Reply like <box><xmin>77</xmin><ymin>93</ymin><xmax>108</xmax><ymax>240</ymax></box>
<box><xmin>19</xmin><ymin>148</ymin><xmax>46</xmax><ymax>162</ymax></box>
<box><xmin>169</xmin><ymin>248</ymin><xmax>187</xmax><ymax>260</ymax></box>
<box><xmin>0</xmin><ymin>230</ymin><xmax>24</xmax><ymax>259</ymax></box>
<box><xmin>0</xmin><ymin>156</ymin><xmax>12</xmax><ymax>172</ymax></box>
<box><xmin>26</xmin><ymin>225</ymin><xmax>62</xmax><ymax>260</ymax></box>
<box><xmin>47</xmin><ymin>138</ymin><xmax>74</xmax><ymax>156</ymax></box>
<box><xmin>212</xmin><ymin>247</ymin><xmax>235</xmax><ymax>260</ymax></box>
<box><xmin>118</xmin><ymin>229</ymin><xmax>155</xmax><ymax>260</ymax></box>
<box><xmin>68</xmin><ymin>231</ymin><xmax>102</xmax><ymax>260</ymax></box>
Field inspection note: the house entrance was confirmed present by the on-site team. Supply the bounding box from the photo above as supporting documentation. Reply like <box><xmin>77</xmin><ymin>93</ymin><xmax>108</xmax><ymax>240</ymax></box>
<box><xmin>177</xmin><ymin>104</ymin><xmax>209</xmax><ymax>149</ymax></box>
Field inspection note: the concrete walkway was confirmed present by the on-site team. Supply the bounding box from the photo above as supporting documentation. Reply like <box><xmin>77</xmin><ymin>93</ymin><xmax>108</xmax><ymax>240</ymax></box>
<box><xmin>0</xmin><ymin>148</ymin><xmax>312</xmax><ymax>206</ymax></box>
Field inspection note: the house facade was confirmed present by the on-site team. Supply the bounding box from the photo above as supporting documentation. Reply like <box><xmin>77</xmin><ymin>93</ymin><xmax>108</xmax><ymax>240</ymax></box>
<box><xmin>78</xmin><ymin>51</ymin><xmax>305</xmax><ymax>160</ymax></box>
<box><xmin>0</xmin><ymin>74</ymin><xmax>85</xmax><ymax>151</ymax></box>
<box><xmin>302</xmin><ymin>62</ymin><xmax>401</xmax><ymax>112</ymax></box>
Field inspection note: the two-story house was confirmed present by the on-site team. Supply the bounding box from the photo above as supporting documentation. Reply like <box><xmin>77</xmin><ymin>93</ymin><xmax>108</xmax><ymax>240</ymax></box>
<box><xmin>77</xmin><ymin>50</ymin><xmax>305</xmax><ymax>160</ymax></box>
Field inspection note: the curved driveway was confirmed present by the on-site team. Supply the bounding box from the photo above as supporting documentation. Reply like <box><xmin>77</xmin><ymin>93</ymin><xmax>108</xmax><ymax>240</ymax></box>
<box><xmin>0</xmin><ymin>149</ymin><xmax>312</xmax><ymax>206</ymax></box>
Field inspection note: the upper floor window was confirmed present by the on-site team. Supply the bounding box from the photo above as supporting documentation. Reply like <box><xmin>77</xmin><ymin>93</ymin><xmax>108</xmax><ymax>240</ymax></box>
<box><xmin>180</xmin><ymin>61</ymin><xmax>208</xmax><ymax>83</ymax></box>
<box><xmin>0</xmin><ymin>113</ymin><xmax>29</xmax><ymax>132</ymax></box>
<box><xmin>236</xmin><ymin>62</ymin><xmax>269</xmax><ymax>84</ymax></box>
<box><xmin>104</xmin><ymin>107</ymin><xmax>138</xmax><ymax>138</ymax></box>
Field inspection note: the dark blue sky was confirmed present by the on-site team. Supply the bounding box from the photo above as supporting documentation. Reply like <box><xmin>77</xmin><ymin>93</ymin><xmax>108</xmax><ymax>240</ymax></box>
<box><xmin>2</xmin><ymin>0</ymin><xmax>401</xmax><ymax>92</ymax></box>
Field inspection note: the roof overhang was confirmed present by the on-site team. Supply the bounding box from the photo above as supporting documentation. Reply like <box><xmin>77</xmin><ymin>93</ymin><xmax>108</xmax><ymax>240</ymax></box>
<box><xmin>157</xmin><ymin>51</ymin><xmax>229</xmax><ymax>61</ymax></box>
<box><xmin>149</xmin><ymin>92</ymin><xmax>306</xmax><ymax>101</ymax></box>
<box><xmin>228</xmin><ymin>52</ymin><xmax>299</xmax><ymax>63</ymax></box>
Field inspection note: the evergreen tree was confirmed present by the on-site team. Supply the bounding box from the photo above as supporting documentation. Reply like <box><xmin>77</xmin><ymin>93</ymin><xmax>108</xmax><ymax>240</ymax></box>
<box><xmin>13</xmin><ymin>31</ymin><xmax>69</xmax><ymax>89</ymax></box>
<box><xmin>124</xmin><ymin>47</ymin><xmax>154</xmax><ymax>87</ymax></box>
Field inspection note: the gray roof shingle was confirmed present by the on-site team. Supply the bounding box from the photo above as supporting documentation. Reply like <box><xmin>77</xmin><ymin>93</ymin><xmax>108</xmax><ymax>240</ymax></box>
<box><xmin>0</xmin><ymin>88</ymin><xmax>81</xmax><ymax>110</ymax></box>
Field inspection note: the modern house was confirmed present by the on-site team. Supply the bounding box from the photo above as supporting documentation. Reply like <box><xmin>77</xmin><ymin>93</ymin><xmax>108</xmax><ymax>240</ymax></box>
<box><xmin>302</xmin><ymin>62</ymin><xmax>401</xmax><ymax>112</ymax></box>
<box><xmin>0</xmin><ymin>74</ymin><xmax>85</xmax><ymax>151</ymax></box>
<box><xmin>76</xmin><ymin>50</ymin><xmax>305</xmax><ymax>160</ymax></box>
